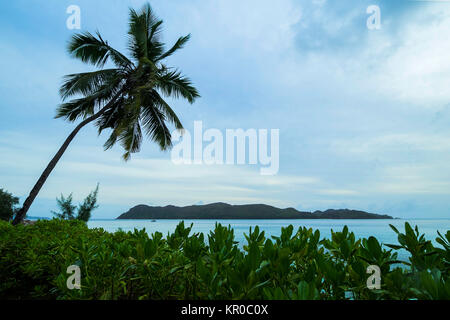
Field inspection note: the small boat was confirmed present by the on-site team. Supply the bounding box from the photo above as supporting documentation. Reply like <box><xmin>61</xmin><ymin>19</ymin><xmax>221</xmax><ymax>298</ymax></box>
<box><xmin>151</xmin><ymin>219</ymin><xmax>157</xmax><ymax>222</ymax></box>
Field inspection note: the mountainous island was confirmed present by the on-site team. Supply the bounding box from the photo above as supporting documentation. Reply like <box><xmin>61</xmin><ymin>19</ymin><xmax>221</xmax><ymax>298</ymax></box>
<box><xmin>117</xmin><ymin>203</ymin><xmax>393</xmax><ymax>220</ymax></box>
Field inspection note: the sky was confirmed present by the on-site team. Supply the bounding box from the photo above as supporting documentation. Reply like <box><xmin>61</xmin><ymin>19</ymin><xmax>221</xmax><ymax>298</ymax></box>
<box><xmin>1</xmin><ymin>0</ymin><xmax>450</xmax><ymax>219</ymax></box>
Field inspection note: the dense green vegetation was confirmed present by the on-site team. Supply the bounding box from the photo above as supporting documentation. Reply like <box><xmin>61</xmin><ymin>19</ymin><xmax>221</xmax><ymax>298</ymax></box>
<box><xmin>0</xmin><ymin>219</ymin><xmax>448</xmax><ymax>300</ymax></box>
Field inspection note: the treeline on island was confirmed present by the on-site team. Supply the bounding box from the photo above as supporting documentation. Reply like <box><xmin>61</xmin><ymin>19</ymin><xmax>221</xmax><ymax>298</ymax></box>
<box><xmin>117</xmin><ymin>203</ymin><xmax>393</xmax><ymax>220</ymax></box>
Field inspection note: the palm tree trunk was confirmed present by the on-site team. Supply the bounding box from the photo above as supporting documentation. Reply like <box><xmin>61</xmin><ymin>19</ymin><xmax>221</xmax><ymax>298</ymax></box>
<box><xmin>12</xmin><ymin>107</ymin><xmax>109</xmax><ymax>225</ymax></box>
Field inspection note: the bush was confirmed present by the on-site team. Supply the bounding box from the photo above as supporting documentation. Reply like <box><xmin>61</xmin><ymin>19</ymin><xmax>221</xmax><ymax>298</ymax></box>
<box><xmin>0</xmin><ymin>189</ymin><xmax>19</xmax><ymax>221</ymax></box>
<box><xmin>0</xmin><ymin>219</ymin><xmax>448</xmax><ymax>300</ymax></box>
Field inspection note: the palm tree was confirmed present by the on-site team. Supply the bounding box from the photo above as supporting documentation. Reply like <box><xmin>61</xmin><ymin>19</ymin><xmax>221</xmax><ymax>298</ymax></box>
<box><xmin>12</xmin><ymin>3</ymin><xmax>200</xmax><ymax>225</ymax></box>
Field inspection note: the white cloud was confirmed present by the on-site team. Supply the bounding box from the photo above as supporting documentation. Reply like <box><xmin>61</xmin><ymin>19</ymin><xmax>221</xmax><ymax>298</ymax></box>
<box><xmin>329</xmin><ymin>133</ymin><xmax>450</xmax><ymax>196</ymax></box>
<box><xmin>0</xmin><ymin>131</ymin><xmax>319</xmax><ymax>208</ymax></box>
<box><xmin>331</xmin><ymin>133</ymin><xmax>450</xmax><ymax>156</ymax></box>
<box><xmin>359</xmin><ymin>7</ymin><xmax>450</xmax><ymax>107</ymax></box>
<box><xmin>317</xmin><ymin>189</ymin><xmax>359</xmax><ymax>196</ymax></box>
<box><xmin>372</xmin><ymin>164</ymin><xmax>450</xmax><ymax>195</ymax></box>
<box><xmin>179</xmin><ymin>0</ymin><xmax>301</xmax><ymax>54</ymax></box>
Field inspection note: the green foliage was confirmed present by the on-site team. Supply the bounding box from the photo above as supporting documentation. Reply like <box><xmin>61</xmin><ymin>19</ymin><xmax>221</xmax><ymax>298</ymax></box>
<box><xmin>51</xmin><ymin>194</ymin><xmax>76</xmax><ymax>220</ymax></box>
<box><xmin>0</xmin><ymin>189</ymin><xmax>19</xmax><ymax>221</ymax></box>
<box><xmin>0</xmin><ymin>220</ymin><xmax>448</xmax><ymax>300</ymax></box>
<box><xmin>76</xmin><ymin>184</ymin><xmax>99</xmax><ymax>222</ymax></box>
<box><xmin>52</xmin><ymin>185</ymin><xmax>99</xmax><ymax>222</ymax></box>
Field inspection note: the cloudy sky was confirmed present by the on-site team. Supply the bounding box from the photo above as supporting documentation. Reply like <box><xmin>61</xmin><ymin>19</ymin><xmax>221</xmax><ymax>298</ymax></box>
<box><xmin>1</xmin><ymin>0</ymin><xmax>450</xmax><ymax>219</ymax></box>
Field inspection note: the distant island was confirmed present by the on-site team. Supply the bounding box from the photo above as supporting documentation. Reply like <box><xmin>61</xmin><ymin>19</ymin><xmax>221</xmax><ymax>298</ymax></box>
<box><xmin>117</xmin><ymin>203</ymin><xmax>393</xmax><ymax>220</ymax></box>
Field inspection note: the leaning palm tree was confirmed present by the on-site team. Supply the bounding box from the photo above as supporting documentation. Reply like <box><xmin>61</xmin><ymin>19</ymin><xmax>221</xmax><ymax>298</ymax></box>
<box><xmin>12</xmin><ymin>3</ymin><xmax>200</xmax><ymax>225</ymax></box>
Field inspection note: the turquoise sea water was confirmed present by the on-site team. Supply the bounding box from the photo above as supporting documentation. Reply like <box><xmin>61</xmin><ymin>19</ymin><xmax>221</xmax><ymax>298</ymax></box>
<box><xmin>88</xmin><ymin>218</ymin><xmax>450</xmax><ymax>247</ymax></box>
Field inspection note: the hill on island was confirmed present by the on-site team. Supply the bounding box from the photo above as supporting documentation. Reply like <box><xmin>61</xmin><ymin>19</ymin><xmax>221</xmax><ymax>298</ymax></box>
<box><xmin>117</xmin><ymin>203</ymin><xmax>393</xmax><ymax>220</ymax></box>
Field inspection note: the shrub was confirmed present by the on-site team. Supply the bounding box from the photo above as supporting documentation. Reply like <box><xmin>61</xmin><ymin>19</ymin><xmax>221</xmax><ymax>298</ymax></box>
<box><xmin>0</xmin><ymin>189</ymin><xmax>19</xmax><ymax>221</ymax></box>
<box><xmin>0</xmin><ymin>219</ymin><xmax>448</xmax><ymax>300</ymax></box>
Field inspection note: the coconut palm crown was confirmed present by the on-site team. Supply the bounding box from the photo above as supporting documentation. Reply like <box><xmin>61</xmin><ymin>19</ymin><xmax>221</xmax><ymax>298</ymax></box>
<box><xmin>58</xmin><ymin>4</ymin><xmax>199</xmax><ymax>159</ymax></box>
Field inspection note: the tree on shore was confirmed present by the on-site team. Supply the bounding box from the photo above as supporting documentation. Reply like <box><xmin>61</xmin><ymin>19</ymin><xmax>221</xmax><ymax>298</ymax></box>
<box><xmin>52</xmin><ymin>184</ymin><xmax>99</xmax><ymax>222</ymax></box>
<box><xmin>13</xmin><ymin>3</ymin><xmax>200</xmax><ymax>225</ymax></box>
<box><xmin>0</xmin><ymin>189</ymin><xmax>19</xmax><ymax>221</ymax></box>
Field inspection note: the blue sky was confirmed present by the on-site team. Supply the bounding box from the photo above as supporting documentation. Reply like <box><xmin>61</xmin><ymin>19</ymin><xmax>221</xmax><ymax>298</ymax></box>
<box><xmin>1</xmin><ymin>0</ymin><xmax>450</xmax><ymax>219</ymax></box>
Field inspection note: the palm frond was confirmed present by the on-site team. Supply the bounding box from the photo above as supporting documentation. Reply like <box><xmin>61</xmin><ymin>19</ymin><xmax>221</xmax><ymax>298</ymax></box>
<box><xmin>149</xmin><ymin>20</ymin><xmax>163</xmax><ymax>43</ymax></box>
<box><xmin>141</xmin><ymin>101</ymin><xmax>172</xmax><ymax>150</ymax></box>
<box><xmin>156</xmin><ymin>34</ymin><xmax>190</xmax><ymax>61</ymax></box>
<box><xmin>128</xmin><ymin>4</ymin><xmax>166</xmax><ymax>62</ymax></box>
<box><xmin>56</xmin><ymin>79</ymin><xmax>123</xmax><ymax>121</ymax></box>
<box><xmin>119</xmin><ymin>119</ymin><xmax>143</xmax><ymax>160</ymax></box>
<box><xmin>128</xmin><ymin>8</ymin><xmax>149</xmax><ymax>61</ymax></box>
<box><xmin>95</xmin><ymin>96</ymin><xmax>126</xmax><ymax>133</ymax></box>
<box><xmin>59</xmin><ymin>69</ymin><xmax>121</xmax><ymax>101</ymax></box>
<box><xmin>156</xmin><ymin>69</ymin><xmax>200</xmax><ymax>103</ymax></box>
<box><xmin>68</xmin><ymin>31</ymin><xmax>133</xmax><ymax>69</ymax></box>
<box><xmin>101</xmin><ymin>96</ymin><xmax>143</xmax><ymax>160</ymax></box>
<box><xmin>147</xmin><ymin>89</ymin><xmax>183</xmax><ymax>130</ymax></box>
<box><xmin>103</xmin><ymin>116</ymin><xmax>143</xmax><ymax>161</ymax></box>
